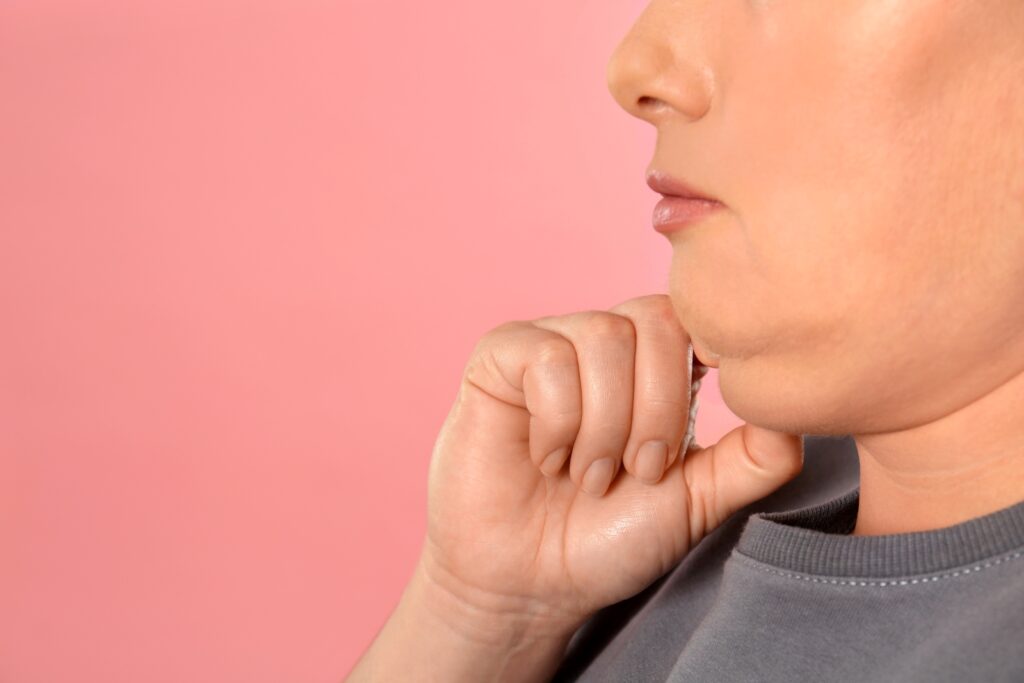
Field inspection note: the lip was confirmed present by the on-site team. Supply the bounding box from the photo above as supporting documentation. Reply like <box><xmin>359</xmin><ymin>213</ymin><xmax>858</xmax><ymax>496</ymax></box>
<box><xmin>652</xmin><ymin>196</ymin><xmax>724</xmax><ymax>234</ymax></box>
<box><xmin>646</xmin><ymin>169</ymin><xmax>719</xmax><ymax>201</ymax></box>
<box><xmin>647</xmin><ymin>168</ymin><xmax>724</xmax><ymax>234</ymax></box>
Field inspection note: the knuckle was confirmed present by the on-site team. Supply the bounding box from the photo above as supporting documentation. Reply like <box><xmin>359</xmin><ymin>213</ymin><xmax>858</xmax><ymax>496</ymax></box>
<box><xmin>635</xmin><ymin>292</ymin><xmax>675</xmax><ymax>314</ymax></box>
<box><xmin>682</xmin><ymin>461</ymin><xmax>714</xmax><ymax>540</ymax></box>
<box><xmin>635</xmin><ymin>297</ymin><xmax>683</xmax><ymax>334</ymax></box>
<box><xmin>580</xmin><ymin>312</ymin><xmax>635</xmax><ymax>342</ymax></box>
<box><xmin>642</xmin><ymin>395</ymin><xmax>689</xmax><ymax>415</ymax></box>
<box><xmin>531</xmin><ymin>336</ymin><xmax>576</xmax><ymax>366</ymax></box>
<box><xmin>484</xmin><ymin>319</ymin><xmax>528</xmax><ymax>340</ymax></box>
<box><xmin>646</xmin><ymin>296</ymin><xmax>682</xmax><ymax>326</ymax></box>
<box><xmin>547</xmin><ymin>404</ymin><xmax>584</xmax><ymax>422</ymax></box>
<box><xmin>462</xmin><ymin>344</ymin><xmax>502</xmax><ymax>390</ymax></box>
<box><xmin>464</xmin><ymin>323</ymin><xmax>531</xmax><ymax>391</ymax></box>
<box><xmin>610</xmin><ymin>294</ymin><xmax>684</xmax><ymax>339</ymax></box>
<box><xmin>610</xmin><ymin>292</ymin><xmax>671</xmax><ymax>313</ymax></box>
<box><xmin>472</xmin><ymin>321</ymin><xmax>518</xmax><ymax>355</ymax></box>
<box><xmin>738</xmin><ymin>428</ymin><xmax>772</xmax><ymax>477</ymax></box>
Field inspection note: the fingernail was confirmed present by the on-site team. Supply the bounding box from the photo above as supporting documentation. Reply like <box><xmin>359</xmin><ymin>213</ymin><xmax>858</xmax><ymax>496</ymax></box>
<box><xmin>581</xmin><ymin>457</ymin><xmax>616</xmax><ymax>496</ymax></box>
<box><xmin>635</xmin><ymin>440</ymin><xmax>669</xmax><ymax>484</ymax></box>
<box><xmin>540</xmin><ymin>446</ymin><xmax>569</xmax><ymax>477</ymax></box>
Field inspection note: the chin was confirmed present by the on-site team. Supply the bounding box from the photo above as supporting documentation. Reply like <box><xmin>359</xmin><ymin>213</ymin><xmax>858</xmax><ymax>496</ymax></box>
<box><xmin>716</xmin><ymin>350</ymin><xmax>860</xmax><ymax>436</ymax></box>
<box><xmin>690</xmin><ymin>335</ymin><xmax>721</xmax><ymax>369</ymax></box>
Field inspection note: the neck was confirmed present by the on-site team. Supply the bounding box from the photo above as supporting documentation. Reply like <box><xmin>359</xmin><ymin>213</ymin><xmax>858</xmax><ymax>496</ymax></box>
<box><xmin>851</xmin><ymin>364</ymin><xmax>1024</xmax><ymax>537</ymax></box>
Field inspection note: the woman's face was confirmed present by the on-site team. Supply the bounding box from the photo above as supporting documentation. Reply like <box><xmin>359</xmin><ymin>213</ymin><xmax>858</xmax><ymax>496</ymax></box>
<box><xmin>607</xmin><ymin>0</ymin><xmax>1024</xmax><ymax>435</ymax></box>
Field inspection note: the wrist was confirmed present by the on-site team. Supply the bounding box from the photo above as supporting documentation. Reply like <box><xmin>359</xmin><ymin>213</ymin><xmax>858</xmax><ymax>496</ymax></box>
<box><xmin>411</xmin><ymin>549</ymin><xmax>588</xmax><ymax>650</ymax></box>
<box><xmin>346</xmin><ymin>552</ymin><xmax>590</xmax><ymax>683</ymax></box>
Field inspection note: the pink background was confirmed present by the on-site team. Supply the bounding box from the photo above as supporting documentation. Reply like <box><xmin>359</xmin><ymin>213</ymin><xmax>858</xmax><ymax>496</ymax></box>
<box><xmin>0</xmin><ymin>1</ymin><xmax>743</xmax><ymax>681</ymax></box>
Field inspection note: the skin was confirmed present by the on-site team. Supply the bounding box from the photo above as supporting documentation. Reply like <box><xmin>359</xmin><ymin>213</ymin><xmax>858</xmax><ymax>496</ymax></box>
<box><xmin>349</xmin><ymin>4</ymin><xmax>1024</xmax><ymax>681</ymax></box>
<box><xmin>606</xmin><ymin>0</ymin><xmax>1024</xmax><ymax>535</ymax></box>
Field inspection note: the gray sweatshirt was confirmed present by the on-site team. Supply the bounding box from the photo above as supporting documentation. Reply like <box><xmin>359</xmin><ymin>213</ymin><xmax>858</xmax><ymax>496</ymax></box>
<box><xmin>551</xmin><ymin>435</ymin><xmax>1024</xmax><ymax>682</ymax></box>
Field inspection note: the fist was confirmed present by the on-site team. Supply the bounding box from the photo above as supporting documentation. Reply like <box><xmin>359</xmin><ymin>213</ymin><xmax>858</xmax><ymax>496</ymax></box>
<box><xmin>420</xmin><ymin>293</ymin><xmax>804</xmax><ymax>630</ymax></box>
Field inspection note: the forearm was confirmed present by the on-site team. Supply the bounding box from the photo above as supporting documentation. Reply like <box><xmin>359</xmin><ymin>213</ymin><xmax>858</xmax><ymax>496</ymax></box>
<box><xmin>346</xmin><ymin>557</ymin><xmax>586</xmax><ymax>682</ymax></box>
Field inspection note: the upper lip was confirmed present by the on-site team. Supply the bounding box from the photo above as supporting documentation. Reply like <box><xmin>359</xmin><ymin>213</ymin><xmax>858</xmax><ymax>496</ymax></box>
<box><xmin>646</xmin><ymin>168</ymin><xmax>721</xmax><ymax>202</ymax></box>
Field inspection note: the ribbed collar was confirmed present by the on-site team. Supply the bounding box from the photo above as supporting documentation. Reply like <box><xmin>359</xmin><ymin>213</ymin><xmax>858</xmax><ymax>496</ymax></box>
<box><xmin>735</xmin><ymin>486</ymin><xmax>1024</xmax><ymax>578</ymax></box>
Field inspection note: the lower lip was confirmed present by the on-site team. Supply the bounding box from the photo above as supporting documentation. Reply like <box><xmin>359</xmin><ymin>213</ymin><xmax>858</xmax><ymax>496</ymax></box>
<box><xmin>652</xmin><ymin>196</ymin><xmax>724</xmax><ymax>234</ymax></box>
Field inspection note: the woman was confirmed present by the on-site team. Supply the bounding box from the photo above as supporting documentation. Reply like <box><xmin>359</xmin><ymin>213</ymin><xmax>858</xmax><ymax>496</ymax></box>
<box><xmin>348</xmin><ymin>2</ymin><xmax>1024</xmax><ymax>680</ymax></box>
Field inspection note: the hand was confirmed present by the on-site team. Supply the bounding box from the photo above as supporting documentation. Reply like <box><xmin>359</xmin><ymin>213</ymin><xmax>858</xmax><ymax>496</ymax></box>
<box><xmin>420</xmin><ymin>293</ymin><xmax>804</xmax><ymax>634</ymax></box>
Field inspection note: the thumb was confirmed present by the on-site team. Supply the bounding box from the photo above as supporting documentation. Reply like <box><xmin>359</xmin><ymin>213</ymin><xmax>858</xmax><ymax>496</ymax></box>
<box><xmin>680</xmin><ymin>424</ymin><xmax>804</xmax><ymax>543</ymax></box>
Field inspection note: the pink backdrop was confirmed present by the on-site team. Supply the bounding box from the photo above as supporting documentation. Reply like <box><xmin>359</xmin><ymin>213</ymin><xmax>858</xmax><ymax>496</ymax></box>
<box><xmin>0</xmin><ymin>1</ymin><xmax>742</xmax><ymax>680</ymax></box>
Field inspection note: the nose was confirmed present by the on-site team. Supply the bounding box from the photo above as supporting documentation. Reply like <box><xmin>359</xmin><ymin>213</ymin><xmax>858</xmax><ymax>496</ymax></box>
<box><xmin>606</xmin><ymin>3</ymin><xmax>715</xmax><ymax>126</ymax></box>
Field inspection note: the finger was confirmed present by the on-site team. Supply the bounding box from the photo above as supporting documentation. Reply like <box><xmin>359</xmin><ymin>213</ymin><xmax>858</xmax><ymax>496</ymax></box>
<box><xmin>531</xmin><ymin>312</ymin><xmax>636</xmax><ymax>497</ymax></box>
<box><xmin>461</xmin><ymin>320</ymin><xmax>583</xmax><ymax>475</ymax></box>
<box><xmin>607</xmin><ymin>294</ymin><xmax>693</xmax><ymax>485</ymax></box>
<box><xmin>681</xmin><ymin>426</ymin><xmax>804</xmax><ymax>545</ymax></box>
<box><xmin>522</xmin><ymin>333</ymin><xmax>584</xmax><ymax>477</ymax></box>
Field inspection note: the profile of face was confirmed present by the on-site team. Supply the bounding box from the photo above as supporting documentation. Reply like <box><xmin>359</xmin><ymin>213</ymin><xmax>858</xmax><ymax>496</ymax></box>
<box><xmin>607</xmin><ymin>1</ymin><xmax>1024</xmax><ymax>436</ymax></box>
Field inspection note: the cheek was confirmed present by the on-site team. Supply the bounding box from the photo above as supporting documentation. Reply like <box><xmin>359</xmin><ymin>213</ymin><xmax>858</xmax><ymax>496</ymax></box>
<box><xmin>715</xmin><ymin>59</ymin><xmax>961</xmax><ymax>355</ymax></box>
<box><xmin>718</xmin><ymin>0</ymin><xmax>992</xmax><ymax>294</ymax></box>
<box><xmin>675</xmin><ymin>0</ymin><xmax>1024</xmax><ymax>366</ymax></box>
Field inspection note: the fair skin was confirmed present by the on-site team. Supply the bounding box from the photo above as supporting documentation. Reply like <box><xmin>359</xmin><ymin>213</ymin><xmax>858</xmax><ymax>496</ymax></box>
<box><xmin>605</xmin><ymin>0</ymin><xmax>1024</xmax><ymax>536</ymax></box>
<box><xmin>348</xmin><ymin>1</ymin><xmax>1024</xmax><ymax>680</ymax></box>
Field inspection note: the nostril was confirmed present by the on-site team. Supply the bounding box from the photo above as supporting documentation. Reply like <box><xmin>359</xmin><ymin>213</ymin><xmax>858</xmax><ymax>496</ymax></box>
<box><xmin>637</xmin><ymin>95</ymin><xmax>670</xmax><ymax>116</ymax></box>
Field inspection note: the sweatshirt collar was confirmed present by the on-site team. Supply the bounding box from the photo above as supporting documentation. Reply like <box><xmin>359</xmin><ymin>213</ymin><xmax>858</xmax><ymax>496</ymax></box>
<box><xmin>735</xmin><ymin>486</ymin><xmax>1024</xmax><ymax>578</ymax></box>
